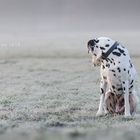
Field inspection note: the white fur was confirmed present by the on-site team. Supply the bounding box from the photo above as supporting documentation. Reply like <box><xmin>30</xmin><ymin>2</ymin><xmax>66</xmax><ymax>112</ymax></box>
<box><xmin>88</xmin><ymin>37</ymin><xmax>139</xmax><ymax>118</ymax></box>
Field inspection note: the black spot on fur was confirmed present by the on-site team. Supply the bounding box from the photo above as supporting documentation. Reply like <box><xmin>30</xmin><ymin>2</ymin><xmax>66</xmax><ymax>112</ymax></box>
<box><xmin>112</xmin><ymin>52</ymin><xmax>121</xmax><ymax>57</ymax></box>
<box><xmin>123</xmin><ymin>68</ymin><xmax>126</xmax><ymax>71</ymax></box>
<box><xmin>95</xmin><ymin>39</ymin><xmax>99</xmax><ymax>43</ymax></box>
<box><xmin>123</xmin><ymin>53</ymin><xmax>126</xmax><ymax>56</ymax></box>
<box><xmin>102</xmin><ymin>65</ymin><xmax>105</xmax><ymax>69</ymax></box>
<box><xmin>118</xmin><ymin>48</ymin><xmax>124</xmax><ymax>53</ymax></box>
<box><xmin>130</xmin><ymin>80</ymin><xmax>134</xmax><ymax>85</ymax></box>
<box><xmin>111</xmin><ymin>93</ymin><xmax>114</xmax><ymax>96</ymax></box>
<box><xmin>111</xmin><ymin>70</ymin><xmax>115</xmax><ymax>73</ymax></box>
<box><xmin>100</xmin><ymin>47</ymin><xmax>105</xmax><ymax>50</ymax></box>
<box><xmin>107</xmin><ymin>58</ymin><xmax>112</xmax><ymax>63</ymax></box>
<box><xmin>111</xmin><ymin>58</ymin><xmax>114</xmax><ymax>61</ymax></box>
<box><xmin>105</xmin><ymin>44</ymin><xmax>110</xmax><ymax>47</ymax></box>
<box><xmin>123</xmin><ymin>87</ymin><xmax>126</xmax><ymax>91</ymax></box>
<box><xmin>106</xmin><ymin>64</ymin><xmax>110</xmax><ymax>68</ymax></box>
<box><xmin>129</xmin><ymin>85</ymin><xmax>133</xmax><ymax>90</ymax></box>
<box><xmin>103</xmin><ymin>76</ymin><xmax>107</xmax><ymax>79</ymax></box>
<box><xmin>128</xmin><ymin>70</ymin><xmax>130</xmax><ymax>74</ymax></box>
<box><xmin>117</xmin><ymin>67</ymin><xmax>121</xmax><ymax>73</ymax></box>
<box><xmin>101</xmin><ymin>88</ymin><xmax>104</xmax><ymax>94</ymax></box>
<box><xmin>112</xmin><ymin>85</ymin><xmax>115</xmax><ymax>89</ymax></box>
<box><xmin>129</xmin><ymin>60</ymin><xmax>133</xmax><ymax>68</ymax></box>
<box><xmin>91</xmin><ymin>47</ymin><xmax>94</xmax><ymax>52</ymax></box>
<box><xmin>123</xmin><ymin>81</ymin><xmax>125</xmax><ymax>84</ymax></box>
<box><xmin>121</xmin><ymin>98</ymin><xmax>124</xmax><ymax>103</ymax></box>
<box><xmin>113</xmin><ymin>74</ymin><xmax>116</xmax><ymax>77</ymax></box>
<box><xmin>118</xmin><ymin>88</ymin><xmax>123</xmax><ymax>91</ymax></box>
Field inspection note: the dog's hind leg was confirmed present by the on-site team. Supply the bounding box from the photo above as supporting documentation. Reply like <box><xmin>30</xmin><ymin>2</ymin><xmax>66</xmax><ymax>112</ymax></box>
<box><xmin>104</xmin><ymin>91</ymin><xmax>116</xmax><ymax>114</ymax></box>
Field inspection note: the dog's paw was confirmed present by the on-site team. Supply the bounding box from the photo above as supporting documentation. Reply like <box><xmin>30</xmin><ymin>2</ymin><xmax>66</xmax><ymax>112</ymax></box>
<box><xmin>96</xmin><ymin>111</ymin><xmax>104</xmax><ymax>117</ymax></box>
<box><xmin>124</xmin><ymin>113</ymin><xmax>132</xmax><ymax>119</ymax></box>
<box><xmin>104</xmin><ymin>110</ymin><xmax>109</xmax><ymax>115</ymax></box>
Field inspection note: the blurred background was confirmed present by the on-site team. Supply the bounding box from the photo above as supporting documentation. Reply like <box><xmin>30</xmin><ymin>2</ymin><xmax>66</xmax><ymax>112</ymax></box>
<box><xmin>0</xmin><ymin>1</ymin><xmax>140</xmax><ymax>139</ymax></box>
<box><xmin>0</xmin><ymin>0</ymin><xmax>139</xmax><ymax>57</ymax></box>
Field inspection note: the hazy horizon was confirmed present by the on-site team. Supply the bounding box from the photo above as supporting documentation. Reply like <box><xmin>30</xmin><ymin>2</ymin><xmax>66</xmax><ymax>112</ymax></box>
<box><xmin>0</xmin><ymin>0</ymin><xmax>139</xmax><ymax>36</ymax></box>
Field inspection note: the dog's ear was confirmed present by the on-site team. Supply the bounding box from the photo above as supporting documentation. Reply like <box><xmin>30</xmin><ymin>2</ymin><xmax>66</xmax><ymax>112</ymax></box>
<box><xmin>87</xmin><ymin>39</ymin><xmax>95</xmax><ymax>46</ymax></box>
<box><xmin>87</xmin><ymin>39</ymin><xmax>96</xmax><ymax>53</ymax></box>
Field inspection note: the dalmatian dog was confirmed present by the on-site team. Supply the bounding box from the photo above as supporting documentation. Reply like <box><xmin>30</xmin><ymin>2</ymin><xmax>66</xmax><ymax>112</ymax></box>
<box><xmin>87</xmin><ymin>37</ymin><xmax>139</xmax><ymax>118</ymax></box>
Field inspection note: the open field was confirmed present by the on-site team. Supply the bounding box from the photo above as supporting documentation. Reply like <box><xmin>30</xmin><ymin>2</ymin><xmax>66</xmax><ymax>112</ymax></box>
<box><xmin>0</xmin><ymin>0</ymin><xmax>140</xmax><ymax>139</ymax></box>
<box><xmin>0</xmin><ymin>33</ymin><xmax>140</xmax><ymax>140</ymax></box>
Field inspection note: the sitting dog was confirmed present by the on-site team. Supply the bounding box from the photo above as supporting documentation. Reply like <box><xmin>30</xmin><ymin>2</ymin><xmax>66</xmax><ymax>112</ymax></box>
<box><xmin>87</xmin><ymin>37</ymin><xmax>138</xmax><ymax>118</ymax></box>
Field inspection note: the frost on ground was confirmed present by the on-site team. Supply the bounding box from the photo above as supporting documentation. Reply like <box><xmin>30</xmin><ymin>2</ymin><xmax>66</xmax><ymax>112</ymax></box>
<box><xmin>0</xmin><ymin>55</ymin><xmax>140</xmax><ymax>140</ymax></box>
<box><xmin>0</xmin><ymin>30</ymin><xmax>140</xmax><ymax>140</ymax></box>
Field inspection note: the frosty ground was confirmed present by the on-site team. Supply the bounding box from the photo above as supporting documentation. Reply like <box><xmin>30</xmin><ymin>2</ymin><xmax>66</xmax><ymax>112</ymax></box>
<box><xmin>0</xmin><ymin>33</ymin><xmax>140</xmax><ymax>140</ymax></box>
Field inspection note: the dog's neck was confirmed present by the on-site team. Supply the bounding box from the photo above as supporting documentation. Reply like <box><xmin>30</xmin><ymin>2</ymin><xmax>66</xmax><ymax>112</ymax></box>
<box><xmin>101</xmin><ymin>42</ymin><xmax>118</xmax><ymax>60</ymax></box>
<box><xmin>100</xmin><ymin>43</ymin><xmax>126</xmax><ymax>69</ymax></box>
<box><xmin>99</xmin><ymin>43</ymin><xmax>118</xmax><ymax>68</ymax></box>
<box><xmin>94</xmin><ymin>39</ymin><xmax>115</xmax><ymax>55</ymax></box>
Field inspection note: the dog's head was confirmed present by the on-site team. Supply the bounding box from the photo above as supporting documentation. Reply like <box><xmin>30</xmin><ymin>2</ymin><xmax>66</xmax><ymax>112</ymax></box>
<box><xmin>87</xmin><ymin>37</ymin><xmax>115</xmax><ymax>66</ymax></box>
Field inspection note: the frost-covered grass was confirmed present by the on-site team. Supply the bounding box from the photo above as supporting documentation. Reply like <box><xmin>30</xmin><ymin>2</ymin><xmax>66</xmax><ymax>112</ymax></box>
<box><xmin>0</xmin><ymin>31</ymin><xmax>140</xmax><ymax>140</ymax></box>
<box><xmin>0</xmin><ymin>56</ymin><xmax>140</xmax><ymax>140</ymax></box>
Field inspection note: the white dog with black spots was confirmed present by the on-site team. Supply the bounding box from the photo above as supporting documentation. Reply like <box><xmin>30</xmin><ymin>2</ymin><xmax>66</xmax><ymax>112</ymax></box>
<box><xmin>87</xmin><ymin>37</ymin><xmax>139</xmax><ymax>118</ymax></box>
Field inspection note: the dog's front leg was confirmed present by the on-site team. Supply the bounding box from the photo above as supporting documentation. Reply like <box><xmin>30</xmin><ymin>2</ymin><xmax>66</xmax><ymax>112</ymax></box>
<box><xmin>96</xmin><ymin>80</ymin><xmax>107</xmax><ymax>116</ymax></box>
<box><xmin>123</xmin><ymin>80</ymin><xmax>131</xmax><ymax>118</ymax></box>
